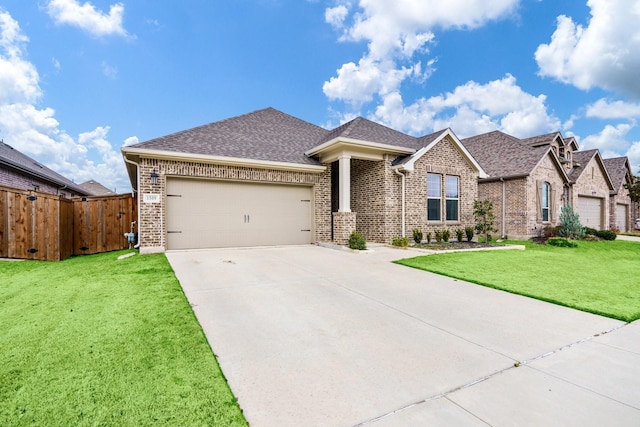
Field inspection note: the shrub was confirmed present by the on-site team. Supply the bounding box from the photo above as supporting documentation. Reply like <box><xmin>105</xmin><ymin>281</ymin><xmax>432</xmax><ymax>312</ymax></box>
<box><xmin>547</xmin><ymin>237</ymin><xmax>578</xmax><ymax>248</ymax></box>
<box><xmin>454</xmin><ymin>228</ymin><xmax>464</xmax><ymax>242</ymax></box>
<box><xmin>348</xmin><ymin>231</ymin><xmax>367</xmax><ymax>250</ymax></box>
<box><xmin>595</xmin><ymin>229</ymin><xmax>617</xmax><ymax>241</ymax></box>
<box><xmin>412</xmin><ymin>228</ymin><xmax>423</xmax><ymax>244</ymax></box>
<box><xmin>442</xmin><ymin>229</ymin><xmax>451</xmax><ymax>243</ymax></box>
<box><xmin>584</xmin><ymin>227</ymin><xmax>598</xmax><ymax>236</ymax></box>
<box><xmin>391</xmin><ymin>236</ymin><xmax>409</xmax><ymax>247</ymax></box>
<box><xmin>464</xmin><ymin>226</ymin><xmax>474</xmax><ymax>242</ymax></box>
<box><xmin>474</xmin><ymin>200</ymin><xmax>497</xmax><ymax>243</ymax></box>
<box><xmin>434</xmin><ymin>230</ymin><xmax>443</xmax><ymax>243</ymax></box>
<box><xmin>559</xmin><ymin>205</ymin><xmax>585</xmax><ymax>239</ymax></box>
<box><xmin>426</xmin><ymin>232</ymin><xmax>432</xmax><ymax>244</ymax></box>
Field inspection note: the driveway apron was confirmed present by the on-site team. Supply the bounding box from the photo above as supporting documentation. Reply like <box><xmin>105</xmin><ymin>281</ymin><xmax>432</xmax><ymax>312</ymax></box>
<box><xmin>166</xmin><ymin>245</ymin><xmax>640</xmax><ymax>426</ymax></box>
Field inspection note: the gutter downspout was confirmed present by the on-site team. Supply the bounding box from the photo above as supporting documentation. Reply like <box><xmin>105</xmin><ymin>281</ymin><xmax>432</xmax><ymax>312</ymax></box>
<box><xmin>394</xmin><ymin>168</ymin><xmax>406</xmax><ymax>238</ymax></box>
<box><xmin>500</xmin><ymin>178</ymin><xmax>506</xmax><ymax>238</ymax></box>
<box><xmin>123</xmin><ymin>155</ymin><xmax>141</xmax><ymax>249</ymax></box>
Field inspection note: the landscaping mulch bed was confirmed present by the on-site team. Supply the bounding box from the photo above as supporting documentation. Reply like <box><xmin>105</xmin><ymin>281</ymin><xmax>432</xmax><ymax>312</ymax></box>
<box><xmin>413</xmin><ymin>241</ymin><xmax>505</xmax><ymax>251</ymax></box>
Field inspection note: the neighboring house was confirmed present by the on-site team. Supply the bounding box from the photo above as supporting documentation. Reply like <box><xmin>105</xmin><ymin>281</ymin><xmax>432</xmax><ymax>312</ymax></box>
<box><xmin>79</xmin><ymin>180</ymin><xmax>116</xmax><ymax>196</ymax></box>
<box><xmin>0</xmin><ymin>140</ymin><xmax>91</xmax><ymax>198</ymax></box>
<box><xmin>121</xmin><ymin>107</ymin><xmax>486</xmax><ymax>253</ymax></box>
<box><xmin>461</xmin><ymin>131</ymin><xmax>570</xmax><ymax>239</ymax></box>
<box><xmin>462</xmin><ymin>130</ymin><xmax>614</xmax><ymax>238</ymax></box>
<box><xmin>603</xmin><ymin>157</ymin><xmax>635</xmax><ymax>231</ymax></box>
<box><xmin>522</xmin><ymin>133</ymin><xmax>614</xmax><ymax>230</ymax></box>
<box><xmin>565</xmin><ymin>149</ymin><xmax>614</xmax><ymax>230</ymax></box>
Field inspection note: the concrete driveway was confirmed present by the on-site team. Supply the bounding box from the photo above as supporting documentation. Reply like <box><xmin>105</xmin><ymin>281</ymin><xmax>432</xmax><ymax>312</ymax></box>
<box><xmin>166</xmin><ymin>245</ymin><xmax>640</xmax><ymax>426</ymax></box>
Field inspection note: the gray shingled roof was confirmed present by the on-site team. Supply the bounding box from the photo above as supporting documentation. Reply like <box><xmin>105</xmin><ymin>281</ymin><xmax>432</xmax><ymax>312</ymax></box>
<box><xmin>0</xmin><ymin>140</ymin><xmax>91</xmax><ymax>195</ymax></box>
<box><xmin>567</xmin><ymin>149</ymin><xmax>598</xmax><ymax>182</ymax></box>
<box><xmin>131</xmin><ymin>107</ymin><xmax>329</xmax><ymax>165</ymax></box>
<box><xmin>79</xmin><ymin>180</ymin><xmax>116</xmax><ymax>196</ymax></box>
<box><xmin>316</xmin><ymin>116</ymin><xmax>418</xmax><ymax>149</ymax></box>
<box><xmin>603</xmin><ymin>157</ymin><xmax>630</xmax><ymax>194</ymax></box>
<box><xmin>521</xmin><ymin>132</ymin><xmax>560</xmax><ymax>147</ymax></box>
<box><xmin>460</xmin><ymin>130</ymin><xmax>550</xmax><ymax>178</ymax></box>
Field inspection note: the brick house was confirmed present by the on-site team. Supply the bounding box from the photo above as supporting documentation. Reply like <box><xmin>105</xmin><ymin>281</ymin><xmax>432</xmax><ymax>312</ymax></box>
<box><xmin>603</xmin><ymin>157</ymin><xmax>635</xmax><ymax>231</ymax></box>
<box><xmin>121</xmin><ymin>108</ymin><xmax>486</xmax><ymax>253</ymax></box>
<box><xmin>462</xmin><ymin>131</ymin><xmax>615</xmax><ymax>238</ymax></box>
<box><xmin>566</xmin><ymin>149</ymin><xmax>614</xmax><ymax>230</ymax></box>
<box><xmin>461</xmin><ymin>131</ymin><xmax>570</xmax><ymax>239</ymax></box>
<box><xmin>0</xmin><ymin>140</ymin><xmax>91</xmax><ymax>198</ymax></box>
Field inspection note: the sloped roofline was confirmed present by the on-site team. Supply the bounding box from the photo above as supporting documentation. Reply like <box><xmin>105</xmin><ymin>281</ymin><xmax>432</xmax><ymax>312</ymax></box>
<box><xmin>0</xmin><ymin>143</ymin><xmax>91</xmax><ymax>196</ymax></box>
<box><xmin>394</xmin><ymin>129</ymin><xmax>488</xmax><ymax>178</ymax></box>
<box><xmin>571</xmin><ymin>150</ymin><xmax>615</xmax><ymax>190</ymax></box>
<box><xmin>532</xmin><ymin>146</ymin><xmax>570</xmax><ymax>183</ymax></box>
<box><xmin>122</xmin><ymin>146</ymin><xmax>327</xmax><ymax>174</ymax></box>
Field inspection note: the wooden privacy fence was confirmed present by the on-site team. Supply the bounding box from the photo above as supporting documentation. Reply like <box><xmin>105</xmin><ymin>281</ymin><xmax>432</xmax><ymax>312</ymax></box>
<box><xmin>0</xmin><ymin>186</ymin><xmax>136</xmax><ymax>261</ymax></box>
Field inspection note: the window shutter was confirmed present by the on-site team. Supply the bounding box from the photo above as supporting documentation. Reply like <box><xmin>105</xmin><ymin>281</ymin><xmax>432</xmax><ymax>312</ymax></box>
<box><xmin>551</xmin><ymin>187</ymin><xmax>557</xmax><ymax>222</ymax></box>
<box><xmin>535</xmin><ymin>180</ymin><xmax>541</xmax><ymax>221</ymax></box>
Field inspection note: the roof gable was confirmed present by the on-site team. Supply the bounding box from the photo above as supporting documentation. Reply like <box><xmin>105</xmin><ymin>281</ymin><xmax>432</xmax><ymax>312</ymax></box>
<box><xmin>568</xmin><ymin>149</ymin><xmax>614</xmax><ymax>190</ymax></box>
<box><xmin>315</xmin><ymin>116</ymin><xmax>417</xmax><ymax>149</ymax></box>
<box><xmin>397</xmin><ymin>129</ymin><xmax>488</xmax><ymax>178</ymax></box>
<box><xmin>603</xmin><ymin>156</ymin><xmax>632</xmax><ymax>194</ymax></box>
<box><xmin>0</xmin><ymin>140</ymin><xmax>91</xmax><ymax>195</ymax></box>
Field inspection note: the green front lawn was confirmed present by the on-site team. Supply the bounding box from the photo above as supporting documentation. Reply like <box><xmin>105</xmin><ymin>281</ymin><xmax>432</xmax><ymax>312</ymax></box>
<box><xmin>396</xmin><ymin>240</ymin><xmax>640</xmax><ymax>322</ymax></box>
<box><xmin>0</xmin><ymin>251</ymin><xmax>247</xmax><ymax>426</ymax></box>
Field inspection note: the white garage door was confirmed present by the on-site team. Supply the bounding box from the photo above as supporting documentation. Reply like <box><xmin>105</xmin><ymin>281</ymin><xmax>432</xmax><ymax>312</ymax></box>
<box><xmin>166</xmin><ymin>178</ymin><xmax>313</xmax><ymax>250</ymax></box>
<box><xmin>577</xmin><ymin>196</ymin><xmax>603</xmax><ymax>229</ymax></box>
<box><xmin>616</xmin><ymin>203</ymin><xmax>629</xmax><ymax>232</ymax></box>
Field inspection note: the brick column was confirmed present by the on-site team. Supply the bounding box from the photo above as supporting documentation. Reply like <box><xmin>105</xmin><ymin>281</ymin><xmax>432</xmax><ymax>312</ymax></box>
<box><xmin>333</xmin><ymin>211</ymin><xmax>357</xmax><ymax>245</ymax></box>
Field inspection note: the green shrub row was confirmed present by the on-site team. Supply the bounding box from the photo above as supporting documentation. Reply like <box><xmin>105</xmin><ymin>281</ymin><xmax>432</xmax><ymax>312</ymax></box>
<box><xmin>547</xmin><ymin>237</ymin><xmax>578</xmax><ymax>248</ymax></box>
<box><xmin>411</xmin><ymin>227</ymin><xmax>475</xmax><ymax>244</ymax></box>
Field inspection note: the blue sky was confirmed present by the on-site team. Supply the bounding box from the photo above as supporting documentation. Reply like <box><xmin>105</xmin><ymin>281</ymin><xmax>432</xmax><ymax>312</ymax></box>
<box><xmin>2</xmin><ymin>0</ymin><xmax>640</xmax><ymax>192</ymax></box>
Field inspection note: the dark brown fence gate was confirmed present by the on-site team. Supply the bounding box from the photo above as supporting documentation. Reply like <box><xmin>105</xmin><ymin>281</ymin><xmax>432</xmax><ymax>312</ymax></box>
<box><xmin>73</xmin><ymin>194</ymin><xmax>137</xmax><ymax>255</ymax></box>
<box><xmin>0</xmin><ymin>186</ymin><xmax>73</xmax><ymax>261</ymax></box>
<box><xmin>0</xmin><ymin>185</ymin><xmax>136</xmax><ymax>261</ymax></box>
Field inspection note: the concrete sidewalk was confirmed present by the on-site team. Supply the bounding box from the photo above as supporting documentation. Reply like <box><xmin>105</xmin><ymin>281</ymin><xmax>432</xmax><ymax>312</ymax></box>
<box><xmin>166</xmin><ymin>245</ymin><xmax>640</xmax><ymax>426</ymax></box>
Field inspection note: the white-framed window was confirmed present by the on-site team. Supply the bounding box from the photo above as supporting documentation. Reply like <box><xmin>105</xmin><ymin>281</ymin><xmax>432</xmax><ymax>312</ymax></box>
<box><xmin>445</xmin><ymin>175</ymin><xmax>459</xmax><ymax>221</ymax></box>
<box><xmin>541</xmin><ymin>181</ymin><xmax>550</xmax><ymax>222</ymax></box>
<box><xmin>427</xmin><ymin>173</ymin><xmax>441</xmax><ymax>221</ymax></box>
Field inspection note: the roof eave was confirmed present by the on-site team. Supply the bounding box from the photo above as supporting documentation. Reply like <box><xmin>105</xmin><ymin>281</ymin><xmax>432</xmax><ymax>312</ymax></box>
<box><xmin>0</xmin><ymin>158</ymin><xmax>92</xmax><ymax>196</ymax></box>
<box><xmin>479</xmin><ymin>173</ymin><xmax>530</xmax><ymax>183</ymax></box>
<box><xmin>304</xmin><ymin>137</ymin><xmax>415</xmax><ymax>160</ymax></box>
<box><xmin>121</xmin><ymin>147</ymin><xmax>327</xmax><ymax>174</ymax></box>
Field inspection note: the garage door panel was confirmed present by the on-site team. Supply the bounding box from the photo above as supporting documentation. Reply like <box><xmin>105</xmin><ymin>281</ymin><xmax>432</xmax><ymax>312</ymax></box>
<box><xmin>577</xmin><ymin>196</ymin><xmax>603</xmax><ymax>229</ymax></box>
<box><xmin>166</xmin><ymin>178</ymin><xmax>313</xmax><ymax>249</ymax></box>
<box><xmin>616</xmin><ymin>204</ymin><xmax>628</xmax><ymax>232</ymax></box>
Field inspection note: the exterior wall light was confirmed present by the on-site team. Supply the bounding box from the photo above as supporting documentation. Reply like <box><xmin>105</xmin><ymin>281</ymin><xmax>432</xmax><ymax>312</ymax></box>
<box><xmin>150</xmin><ymin>169</ymin><xmax>159</xmax><ymax>186</ymax></box>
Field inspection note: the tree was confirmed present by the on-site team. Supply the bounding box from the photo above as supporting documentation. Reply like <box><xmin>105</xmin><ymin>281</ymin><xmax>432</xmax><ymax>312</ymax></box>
<box><xmin>473</xmin><ymin>200</ymin><xmax>497</xmax><ymax>243</ymax></box>
<box><xmin>624</xmin><ymin>175</ymin><xmax>640</xmax><ymax>204</ymax></box>
<box><xmin>558</xmin><ymin>204</ymin><xmax>585</xmax><ymax>239</ymax></box>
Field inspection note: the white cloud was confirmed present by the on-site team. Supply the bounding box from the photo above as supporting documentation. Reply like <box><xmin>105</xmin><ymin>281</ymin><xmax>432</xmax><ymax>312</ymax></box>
<box><xmin>323</xmin><ymin>0</ymin><xmax>519</xmax><ymax>104</ymax></box>
<box><xmin>101</xmin><ymin>61</ymin><xmax>118</xmax><ymax>79</ymax></box>
<box><xmin>123</xmin><ymin>136</ymin><xmax>138</xmax><ymax>146</ymax></box>
<box><xmin>580</xmin><ymin>122</ymin><xmax>635</xmax><ymax>153</ymax></box>
<box><xmin>535</xmin><ymin>0</ymin><xmax>640</xmax><ymax>98</ymax></box>
<box><xmin>624</xmin><ymin>141</ymin><xmax>640</xmax><ymax>174</ymax></box>
<box><xmin>325</xmin><ymin>5</ymin><xmax>349</xmax><ymax>29</ymax></box>
<box><xmin>52</xmin><ymin>57</ymin><xmax>61</xmax><ymax>73</ymax></box>
<box><xmin>0</xmin><ymin>9</ymin><xmax>130</xmax><ymax>192</ymax></box>
<box><xmin>371</xmin><ymin>74</ymin><xmax>561</xmax><ymax>138</ymax></box>
<box><xmin>323</xmin><ymin>56</ymin><xmax>424</xmax><ymax>104</ymax></box>
<box><xmin>586</xmin><ymin>98</ymin><xmax>640</xmax><ymax>119</ymax></box>
<box><xmin>45</xmin><ymin>0</ymin><xmax>129</xmax><ymax>38</ymax></box>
